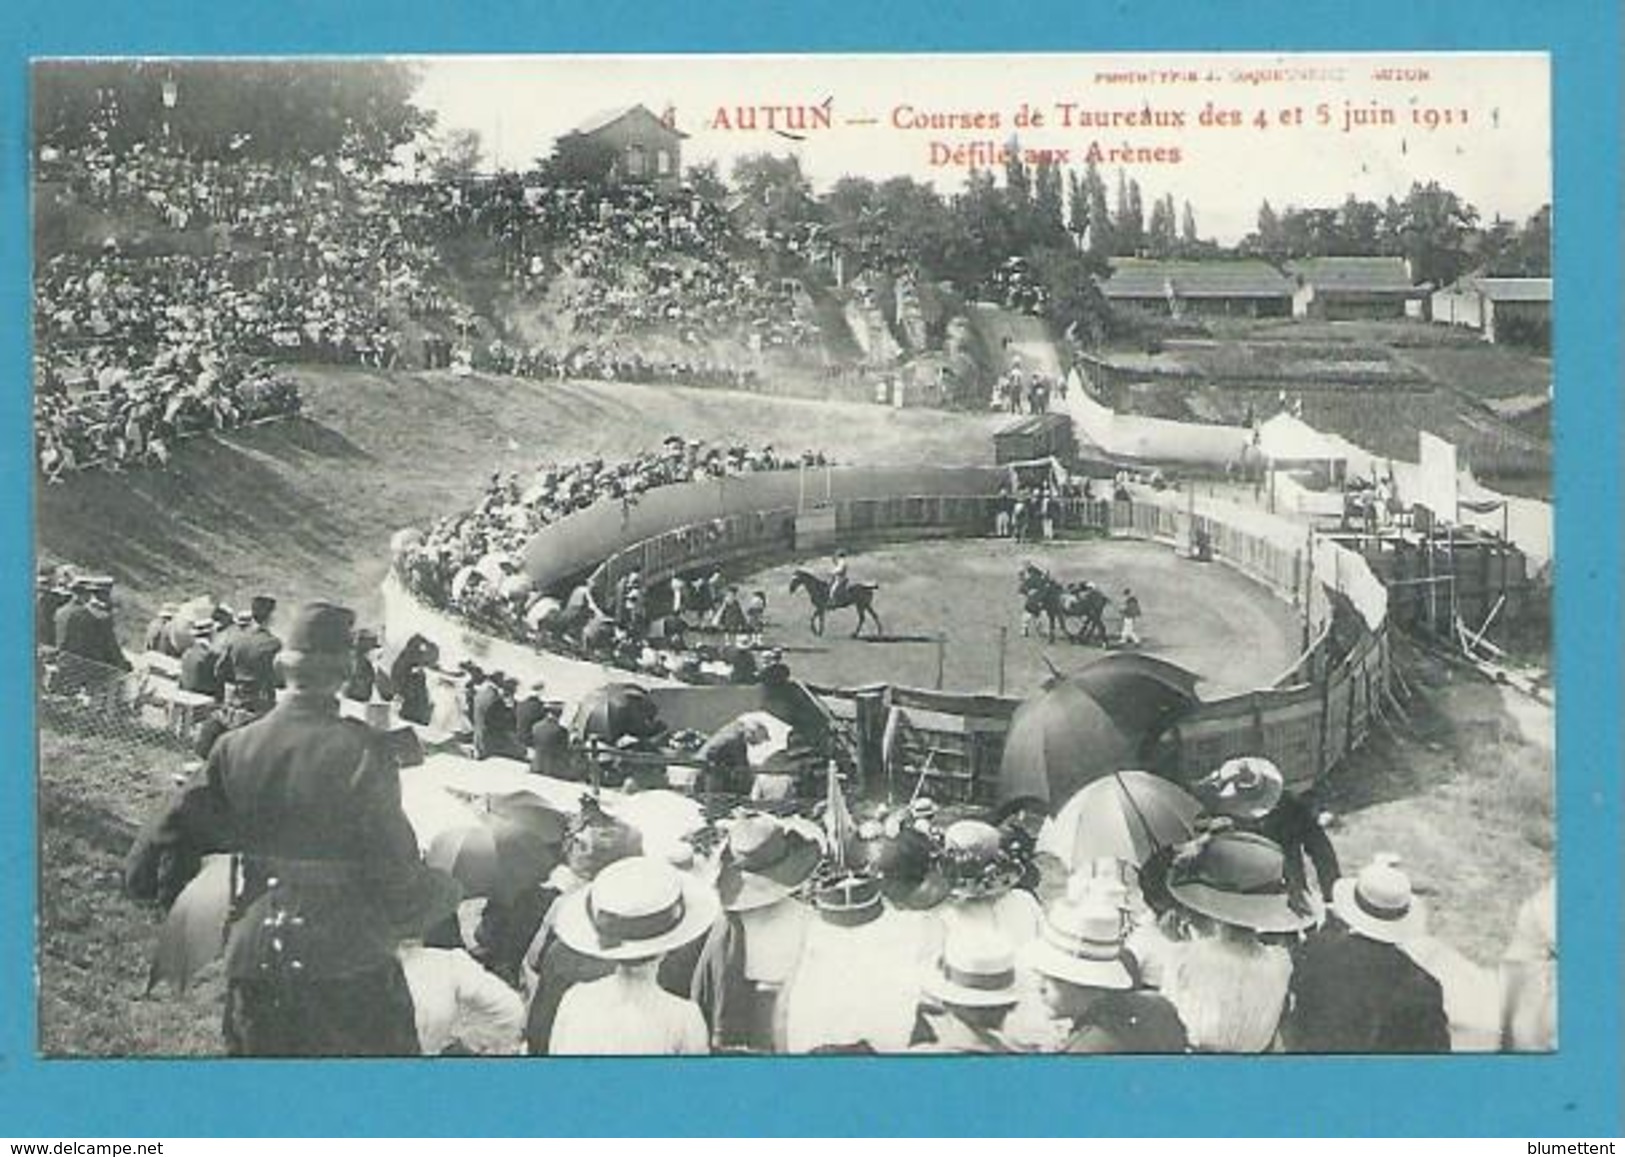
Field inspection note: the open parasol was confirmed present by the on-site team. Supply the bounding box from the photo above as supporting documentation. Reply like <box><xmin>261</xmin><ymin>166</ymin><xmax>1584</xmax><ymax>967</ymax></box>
<box><xmin>1036</xmin><ymin>770</ymin><xmax>1202</xmax><ymax>870</ymax></box>
<box><xmin>426</xmin><ymin>815</ymin><xmax>559</xmax><ymax>902</ymax></box>
<box><xmin>146</xmin><ymin>854</ymin><xmax>233</xmax><ymax>993</ymax></box>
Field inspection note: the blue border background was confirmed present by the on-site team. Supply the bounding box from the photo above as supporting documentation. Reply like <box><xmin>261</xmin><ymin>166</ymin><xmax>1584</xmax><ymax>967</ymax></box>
<box><xmin>1</xmin><ymin>0</ymin><xmax>1618</xmax><ymax>1137</ymax></box>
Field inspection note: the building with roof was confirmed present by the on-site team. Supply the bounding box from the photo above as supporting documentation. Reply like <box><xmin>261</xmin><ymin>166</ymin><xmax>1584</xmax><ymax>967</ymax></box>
<box><xmin>563</xmin><ymin>104</ymin><xmax>687</xmax><ymax>186</ymax></box>
<box><xmin>1286</xmin><ymin>257</ymin><xmax>1420</xmax><ymax>320</ymax></box>
<box><xmin>1429</xmin><ymin>276</ymin><xmax>1552</xmax><ymax>345</ymax></box>
<box><xmin>1098</xmin><ymin>259</ymin><xmax>1293</xmax><ymax>319</ymax></box>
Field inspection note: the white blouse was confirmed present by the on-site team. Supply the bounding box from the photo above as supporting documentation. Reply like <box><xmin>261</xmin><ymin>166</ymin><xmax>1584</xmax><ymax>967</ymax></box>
<box><xmin>398</xmin><ymin>945</ymin><xmax>525</xmax><ymax>1056</ymax></box>
<box><xmin>549</xmin><ymin>964</ymin><xmax>711</xmax><ymax>1056</ymax></box>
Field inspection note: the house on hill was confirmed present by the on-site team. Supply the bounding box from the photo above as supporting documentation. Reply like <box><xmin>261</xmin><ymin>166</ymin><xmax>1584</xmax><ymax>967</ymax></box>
<box><xmin>1429</xmin><ymin>276</ymin><xmax>1552</xmax><ymax>345</ymax></box>
<box><xmin>1286</xmin><ymin>256</ymin><xmax>1419</xmax><ymax>320</ymax></box>
<box><xmin>563</xmin><ymin>104</ymin><xmax>687</xmax><ymax>186</ymax></box>
<box><xmin>1098</xmin><ymin>259</ymin><xmax>1293</xmax><ymax>319</ymax></box>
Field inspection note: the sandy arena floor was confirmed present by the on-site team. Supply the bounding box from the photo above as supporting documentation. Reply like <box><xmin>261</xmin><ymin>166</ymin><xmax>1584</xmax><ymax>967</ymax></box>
<box><xmin>745</xmin><ymin>536</ymin><xmax>1304</xmax><ymax>699</ymax></box>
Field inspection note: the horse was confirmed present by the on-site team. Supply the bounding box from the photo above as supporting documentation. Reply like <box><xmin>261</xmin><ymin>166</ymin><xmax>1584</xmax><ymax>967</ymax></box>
<box><xmin>789</xmin><ymin>568</ymin><xmax>883</xmax><ymax>638</ymax></box>
<box><xmin>1018</xmin><ymin>564</ymin><xmax>1110</xmax><ymax>644</ymax></box>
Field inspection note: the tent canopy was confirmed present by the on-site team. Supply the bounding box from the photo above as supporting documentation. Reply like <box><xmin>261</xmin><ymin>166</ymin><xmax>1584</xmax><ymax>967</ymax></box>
<box><xmin>1258</xmin><ymin>413</ymin><xmax>1344</xmax><ymax>464</ymax></box>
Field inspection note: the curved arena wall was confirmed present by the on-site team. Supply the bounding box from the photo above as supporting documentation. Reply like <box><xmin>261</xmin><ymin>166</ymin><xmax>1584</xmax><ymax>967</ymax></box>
<box><xmin>388</xmin><ymin>467</ymin><xmax>1391</xmax><ymax>793</ymax></box>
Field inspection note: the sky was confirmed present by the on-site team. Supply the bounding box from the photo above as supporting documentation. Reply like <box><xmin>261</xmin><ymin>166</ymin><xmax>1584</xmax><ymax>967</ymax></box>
<box><xmin>408</xmin><ymin>52</ymin><xmax>1551</xmax><ymax>244</ymax></box>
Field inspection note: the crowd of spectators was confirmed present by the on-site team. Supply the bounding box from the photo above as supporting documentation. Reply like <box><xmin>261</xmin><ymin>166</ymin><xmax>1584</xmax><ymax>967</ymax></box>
<box><xmin>425</xmin><ymin>180</ymin><xmax>821</xmax><ymax>351</ymax></box>
<box><xmin>394</xmin><ymin>439</ymin><xmax>829</xmax><ymax>684</ymax></box>
<box><xmin>35</xmin><ymin>145</ymin><xmax>832</xmax><ymax>481</ymax></box>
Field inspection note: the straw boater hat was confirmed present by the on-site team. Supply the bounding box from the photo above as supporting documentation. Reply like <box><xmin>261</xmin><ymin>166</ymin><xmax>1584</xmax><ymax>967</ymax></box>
<box><xmin>923</xmin><ymin>929</ymin><xmax>1021</xmax><ymax>1009</ymax></box>
<box><xmin>1332</xmin><ymin>854</ymin><xmax>1428</xmax><ymax>945</ymax></box>
<box><xmin>554</xmin><ymin>856</ymin><xmax>719</xmax><ymax>962</ymax></box>
<box><xmin>1165</xmin><ymin>830</ymin><xmax>1316</xmax><ymax>935</ymax></box>
<box><xmin>1021</xmin><ymin>897</ymin><xmax>1134</xmax><ymax>991</ymax></box>
<box><xmin>1195</xmin><ymin>756</ymin><xmax>1285</xmax><ymax>821</ymax></box>
<box><xmin>715</xmin><ymin>814</ymin><xmax>822</xmax><ymax>913</ymax></box>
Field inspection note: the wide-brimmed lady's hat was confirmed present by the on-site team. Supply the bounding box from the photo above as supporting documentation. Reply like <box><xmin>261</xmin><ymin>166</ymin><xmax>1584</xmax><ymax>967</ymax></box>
<box><xmin>715</xmin><ymin>814</ymin><xmax>823</xmax><ymax>912</ymax></box>
<box><xmin>1165</xmin><ymin>830</ymin><xmax>1315</xmax><ymax>934</ymax></box>
<box><xmin>923</xmin><ymin>929</ymin><xmax>1021</xmax><ymax>1009</ymax></box>
<box><xmin>1194</xmin><ymin>757</ymin><xmax>1284</xmax><ymax>821</ymax></box>
<box><xmin>1332</xmin><ymin>854</ymin><xmax>1427</xmax><ymax>945</ymax></box>
<box><xmin>1021</xmin><ymin>897</ymin><xmax>1134</xmax><ymax>991</ymax></box>
<box><xmin>554</xmin><ymin>855</ymin><xmax>719</xmax><ymax>962</ymax></box>
<box><xmin>940</xmin><ymin>820</ymin><xmax>1025</xmax><ymax>900</ymax></box>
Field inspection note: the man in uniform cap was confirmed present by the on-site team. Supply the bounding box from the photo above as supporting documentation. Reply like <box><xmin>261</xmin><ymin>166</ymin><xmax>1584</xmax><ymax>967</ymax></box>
<box><xmin>36</xmin><ymin>568</ymin><xmax>70</xmax><ymax>648</ymax></box>
<box><xmin>126</xmin><ymin>601</ymin><xmax>459</xmax><ymax>1056</ymax></box>
<box><xmin>144</xmin><ymin>604</ymin><xmax>181</xmax><ymax>657</ymax></box>
<box><xmin>473</xmin><ymin>671</ymin><xmax>524</xmax><ymax>760</ymax></box>
<box><xmin>341</xmin><ymin>628</ymin><xmax>390</xmax><ymax>704</ymax></box>
<box><xmin>218</xmin><ymin>594</ymin><xmax>282</xmax><ymax>716</ymax></box>
<box><xmin>178</xmin><ymin>619</ymin><xmax>223</xmax><ymax>701</ymax></box>
<box><xmin>54</xmin><ymin>576</ymin><xmax>131</xmax><ymax>673</ymax></box>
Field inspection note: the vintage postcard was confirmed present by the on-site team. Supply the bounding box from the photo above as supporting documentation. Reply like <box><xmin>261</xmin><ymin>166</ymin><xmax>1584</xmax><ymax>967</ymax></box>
<box><xmin>32</xmin><ymin>51</ymin><xmax>1556</xmax><ymax>1072</ymax></box>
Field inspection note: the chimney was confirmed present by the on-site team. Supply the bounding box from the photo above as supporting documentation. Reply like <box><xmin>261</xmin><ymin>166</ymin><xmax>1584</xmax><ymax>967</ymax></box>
<box><xmin>661</xmin><ymin>104</ymin><xmax>677</xmax><ymax>131</ymax></box>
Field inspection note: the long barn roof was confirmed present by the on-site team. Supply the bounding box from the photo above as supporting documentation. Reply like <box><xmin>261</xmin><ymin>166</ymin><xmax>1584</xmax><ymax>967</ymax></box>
<box><xmin>1101</xmin><ymin>259</ymin><xmax>1294</xmax><ymax>300</ymax></box>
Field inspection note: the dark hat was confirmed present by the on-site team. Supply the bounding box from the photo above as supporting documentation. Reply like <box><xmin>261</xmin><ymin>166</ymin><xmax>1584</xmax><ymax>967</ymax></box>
<box><xmin>876</xmin><ymin>827</ymin><xmax>949</xmax><ymax>911</ymax></box>
<box><xmin>716</xmin><ymin>815</ymin><xmax>823</xmax><ymax>912</ymax></box>
<box><xmin>250</xmin><ymin>594</ymin><xmax>277</xmax><ymax>618</ymax></box>
<box><xmin>813</xmin><ymin>872</ymin><xmax>883</xmax><ymax>928</ymax></box>
<box><xmin>283</xmin><ymin>601</ymin><xmax>356</xmax><ymax>655</ymax></box>
<box><xmin>1165</xmin><ymin>830</ymin><xmax>1316</xmax><ymax>934</ymax></box>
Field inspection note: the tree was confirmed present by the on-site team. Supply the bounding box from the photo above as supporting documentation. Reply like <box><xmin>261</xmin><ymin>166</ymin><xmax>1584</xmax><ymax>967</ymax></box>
<box><xmin>1033</xmin><ymin>157</ymin><xmax>1065</xmax><ymax>243</ymax></box>
<box><xmin>424</xmin><ymin>127</ymin><xmax>483</xmax><ymax>182</ymax></box>
<box><xmin>1084</xmin><ymin>161</ymin><xmax>1112</xmax><ymax>261</ymax></box>
<box><xmin>540</xmin><ymin>132</ymin><xmax>619</xmax><ymax>185</ymax></box>
<box><xmin>1066</xmin><ymin>169</ymin><xmax>1089</xmax><ymax>247</ymax></box>
<box><xmin>1147</xmin><ymin>192</ymin><xmax>1177</xmax><ymax>258</ymax></box>
<box><xmin>1337</xmin><ymin>195</ymin><xmax>1384</xmax><ymax>255</ymax></box>
<box><xmin>33</xmin><ymin>59</ymin><xmax>431</xmax><ymax>168</ymax></box>
<box><xmin>1254</xmin><ymin>199</ymin><xmax>1284</xmax><ymax>260</ymax></box>
<box><xmin>1394</xmin><ymin>180</ymin><xmax>1479</xmax><ymax>286</ymax></box>
<box><xmin>683</xmin><ymin>161</ymin><xmax>729</xmax><ymax>203</ymax></box>
<box><xmin>1115</xmin><ymin>176</ymin><xmax>1145</xmax><ymax>256</ymax></box>
<box><xmin>1180</xmin><ymin>200</ymin><xmax>1198</xmax><ymax>247</ymax></box>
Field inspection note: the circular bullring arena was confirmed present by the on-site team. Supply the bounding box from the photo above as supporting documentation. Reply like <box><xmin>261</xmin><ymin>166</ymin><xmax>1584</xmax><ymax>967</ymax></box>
<box><xmin>745</xmin><ymin>537</ymin><xmax>1302</xmax><ymax>699</ymax></box>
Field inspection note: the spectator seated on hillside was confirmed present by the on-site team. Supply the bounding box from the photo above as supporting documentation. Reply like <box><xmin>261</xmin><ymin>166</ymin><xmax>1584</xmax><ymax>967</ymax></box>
<box><xmin>395</xmin><ymin>441</ymin><xmax>826</xmax><ymax>686</ymax></box>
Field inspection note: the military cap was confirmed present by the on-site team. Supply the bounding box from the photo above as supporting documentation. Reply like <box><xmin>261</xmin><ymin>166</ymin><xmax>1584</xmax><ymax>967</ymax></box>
<box><xmin>283</xmin><ymin>602</ymin><xmax>356</xmax><ymax>655</ymax></box>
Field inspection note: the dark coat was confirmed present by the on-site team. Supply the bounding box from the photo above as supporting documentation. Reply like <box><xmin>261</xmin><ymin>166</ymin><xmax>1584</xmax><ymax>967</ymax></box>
<box><xmin>54</xmin><ymin>601</ymin><xmax>131</xmax><ymax>670</ymax></box>
<box><xmin>1282</xmin><ymin>920</ymin><xmax>1450</xmax><ymax>1053</ymax></box>
<box><xmin>143</xmin><ymin>617</ymin><xmax>179</xmax><ymax>657</ymax></box>
<box><xmin>514</xmin><ymin>695</ymin><xmax>546</xmax><ymax>740</ymax></box>
<box><xmin>473</xmin><ymin>683</ymin><xmax>523</xmax><ymax>760</ymax></box>
<box><xmin>124</xmin><ymin>694</ymin><xmax>453</xmax><ymax>980</ymax></box>
<box><xmin>1065</xmin><ymin>991</ymin><xmax>1189</xmax><ymax>1054</ymax></box>
<box><xmin>178</xmin><ymin>641</ymin><xmax>223</xmax><ymax>700</ymax></box>
<box><xmin>1241</xmin><ymin>792</ymin><xmax>1341</xmax><ymax>902</ymax></box>
<box><xmin>528</xmin><ymin>716</ymin><xmax>573</xmax><ymax>778</ymax></box>
<box><xmin>342</xmin><ymin>655</ymin><xmax>390</xmax><ymax>703</ymax></box>
<box><xmin>391</xmin><ymin>657</ymin><xmax>432</xmax><ymax>725</ymax></box>
<box><xmin>218</xmin><ymin>625</ymin><xmax>283</xmax><ymax>704</ymax></box>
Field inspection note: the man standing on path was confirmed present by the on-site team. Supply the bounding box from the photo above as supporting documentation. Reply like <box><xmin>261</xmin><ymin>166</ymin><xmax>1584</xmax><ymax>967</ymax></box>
<box><xmin>1119</xmin><ymin>588</ymin><xmax>1142</xmax><ymax>647</ymax></box>
<box><xmin>125</xmin><ymin>601</ymin><xmax>459</xmax><ymax>1056</ymax></box>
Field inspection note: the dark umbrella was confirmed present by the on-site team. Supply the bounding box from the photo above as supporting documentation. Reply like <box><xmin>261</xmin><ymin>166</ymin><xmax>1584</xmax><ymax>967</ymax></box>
<box><xmin>996</xmin><ymin>661</ymin><xmax>1200</xmax><ymax>809</ymax></box>
<box><xmin>427</xmin><ymin>815</ymin><xmax>557</xmax><ymax>901</ymax></box>
<box><xmin>147</xmin><ymin>854</ymin><xmax>232</xmax><ymax>993</ymax></box>
<box><xmin>572</xmin><ymin>682</ymin><xmax>662</xmax><ymax>743</ymax></box>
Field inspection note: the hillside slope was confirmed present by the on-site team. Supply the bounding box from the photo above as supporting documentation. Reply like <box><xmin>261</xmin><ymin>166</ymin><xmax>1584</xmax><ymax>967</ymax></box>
<box><xmin>39</xmin><ymin>368</ymin><xmax>1008</xmax><ymax>638</ymax></box>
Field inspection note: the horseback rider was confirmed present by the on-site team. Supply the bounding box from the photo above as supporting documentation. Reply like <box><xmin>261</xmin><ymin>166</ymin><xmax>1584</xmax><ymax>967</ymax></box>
<box><xmin>828</xmin><ymin>549</ymin><xmax>850</xmax><ymax>605</ymax></box>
